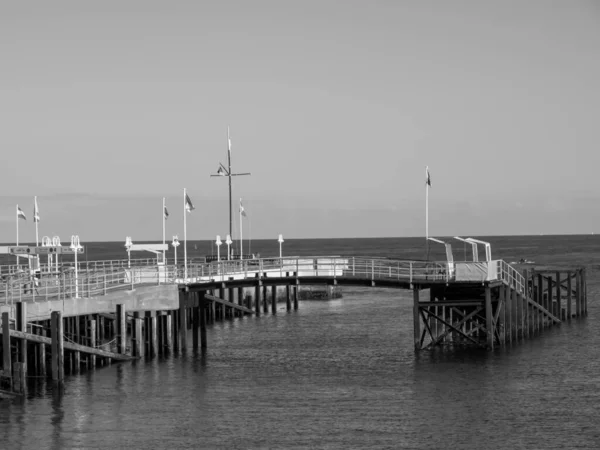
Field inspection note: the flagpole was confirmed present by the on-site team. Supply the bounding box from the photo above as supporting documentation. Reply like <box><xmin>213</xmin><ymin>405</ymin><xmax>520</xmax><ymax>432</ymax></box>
<box><xmin>239</xmin><ymin>198</ymin><xmax>243</xmax><ymax>260</ymax></box>
<box><xmin>183</xmin><ymin>188</ymin><xmax>188</xmax><ymax>280</ymax></box>
<box><xmin>425</xmin><ymin>166</ymin><xmax>430</xmax><ymax>260</ymax></box>
<box><xmin>162</xmin><ymin>197</ymin><xmax>166</xmax><ymax>264</ymax></box>
<box><xmin>34</xmin><ymin>196</ymin><xmax>39</xmax><ymax>247</ymax></box>
<box><xmin>15</xmin><ymin>205</ymin><xmax>19</xmax><ymax>265</ymax></box>
<box><xmin>227</xmin><ymin>126</ymin><xmax>233</xmax><ymax>242</ymax></box>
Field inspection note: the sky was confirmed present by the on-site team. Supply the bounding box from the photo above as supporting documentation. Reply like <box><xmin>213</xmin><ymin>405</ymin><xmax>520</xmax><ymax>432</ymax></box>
<box><xmin>1</xmin><ymin>1</ymin><xmax>599</xmax><ymax>242</ymax></box>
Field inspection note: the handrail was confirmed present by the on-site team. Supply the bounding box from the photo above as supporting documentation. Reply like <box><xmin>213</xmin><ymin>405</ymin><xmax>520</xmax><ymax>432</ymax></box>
<box><xmin>1</xmin><ymin>256</ymin><xmax>531</xmax><ymax>303</ymax></box>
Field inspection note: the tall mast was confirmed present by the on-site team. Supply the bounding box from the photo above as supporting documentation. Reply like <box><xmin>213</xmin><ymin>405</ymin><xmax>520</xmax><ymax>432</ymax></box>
<box><xmin>211</xmin><ymin>126</ymin><xmax>251</xmax><ymax>256</ymax></box>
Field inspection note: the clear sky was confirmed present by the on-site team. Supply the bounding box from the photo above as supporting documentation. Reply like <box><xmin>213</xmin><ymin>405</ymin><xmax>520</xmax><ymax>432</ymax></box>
<box><xmin>1</xmin><ymin>1</ymin><xmax>599</xmax><ymax>242</ymax></box>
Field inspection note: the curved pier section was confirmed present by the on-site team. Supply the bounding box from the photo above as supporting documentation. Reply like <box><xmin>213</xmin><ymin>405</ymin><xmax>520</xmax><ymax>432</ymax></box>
<box><xmin>0</xmin><ymin>256</ymin><xmax>589</xmax><ymax>394</ymax></box>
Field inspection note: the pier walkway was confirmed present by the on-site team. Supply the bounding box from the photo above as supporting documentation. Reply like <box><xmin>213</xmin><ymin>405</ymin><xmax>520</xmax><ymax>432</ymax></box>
<box><xmin>0</xmin><ymin>254</ymin><xmax>589</xmax><ymax>393</ymax></box>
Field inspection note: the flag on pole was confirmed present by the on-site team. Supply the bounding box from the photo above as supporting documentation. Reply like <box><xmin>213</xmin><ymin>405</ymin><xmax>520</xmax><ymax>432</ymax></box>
<box><xmin>240</xmin><ymin>198</ymin><xmax>247</xmax><ymax>217</ymax></box>
<box><xmin>164</xmin><ymin>205</ymin><xmax>169</xmax><ymax>219</ymax></box>
<box><xmin>185</xmin><ymin>193</ymin><xmax>195</xmax><ymax>212</ymax></box>
<box><xmin>426</xmin><ymin>166</ymin><xmax>431</xmax><ymax>187</ymax></box>
<box><xmin>217</xmin><ymin>166</ymin><xmax>226</xmax><ymax>176</ymax></box>
<box><xmin>34</xmin><ymin>197</ymin><xmax>40</xmax><ymax>222</ymax></box>
<box><xmin>17</xmin><ymin>205</ymin><xmax>26</xmax><ymax>220</ymax></box>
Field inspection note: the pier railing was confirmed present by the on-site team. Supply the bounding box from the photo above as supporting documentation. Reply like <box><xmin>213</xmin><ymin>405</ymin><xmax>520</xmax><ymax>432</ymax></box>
<box><xmin>0</xmin><ymin>256</ymin><xmax>526</xmax><ymax>303</ymax></box>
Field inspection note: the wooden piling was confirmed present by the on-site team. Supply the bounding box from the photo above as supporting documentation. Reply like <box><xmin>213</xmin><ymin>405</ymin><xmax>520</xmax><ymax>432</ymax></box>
<box><xmin>16</xmin><ymin>302</ymin><xmax>27</xmax><ymax>374</ymax></box>
<box><xmin>271</xmin><ymin>286</ymin><xmax>277</xmax><ymax>314</ymax></box>
<box><xmin>38</xmin><ymin>325</ymin><xmax>46</xmax><ymax>377</ymax></box>
<box><xmin>192</xmin><ymin>303</ymin><xmax>199</xmax><ymax>350</ymax></box>
<box><xmin>165</xmin><ymin>312</ymin><xmax>173</xmax><ymax>353</ymax></box>
<box><xmin>151</xmin><ymin>313</ymin><xmax>158</xmax><ymax>357</ymax></box>
<box><xmin>237</xmin><ymin>287</ymin><xmax>244</xmax><ymax>316</ymax></box>
<box><xmin>51</xmin><ymin>311</ymin><xmax>64</xmax><ymax>382</ymax></box>
<box><xmin>413</xmin><ymin>288</ymin><xmax>420</xmax><ymax>351</ymax></box>
<box><xmin>90</xmin><ymin>319</ymin><xmax>97</xmax><ymax>367</ymax></box>
<box><xmin>200</xmin><ymin>292</ymin><xmax>207</xmax><ymax>350</ymax></box>
<box><xmin>262</xmin><ymin>285</ymin><xmax>268</xmax><ymax>314</ymax></box>
<box><xmin>171</xmin><ymin>309</ymin><xmax>178</xmax><ymax>353</ymax></box>
<box><xmin>179</xmin><ymin>291</ymin><xmax>188</xmax><ymax>351</ymax></box>
<box><xmin>485</xmin><ymin>285</ymin><xmax>493</xmax><ymax>349</ymax></box>
<box><xmin>294</xmin><ymin>284</ymin><xmax>298</xmax><ymax>310</ymax></box>
<box><xmin>132</xmin><ymin>312</ymin><xmax>142</xmax><ymax>357</ymax></box>
<box><xmin>575</xmin><ymin>270</ymin><xmax>581</xmax><ymax>317</ymax></box>
<box><xmin>2</xmin><ymin>312</ymin><xmax>11</xmax><ymax>381</ymax></box>
<box><xmin>255</xmin><ymin>284</ymin><xmax>261</xmax><ymax>316</ymax></box>
<box><xmin>286</xmin><ymin>283</ymin><xmax>291</xmax><ymax>311</ymax></box>
<box><xmin>116</xmin><ymin>304</ymin><xmax>126</xmax><ymax>354</ymax></box>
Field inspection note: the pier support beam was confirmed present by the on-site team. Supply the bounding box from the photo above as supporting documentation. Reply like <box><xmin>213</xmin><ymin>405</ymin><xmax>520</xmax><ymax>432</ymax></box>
<box><xmin>51</xmin><ymin>311</ymin><xmax>64</xmax><ymax>382</ymax></box>
<box><xmin>16</xmin><ymin>302</ymin><xmax>27</xmax><ymax>375</ymax></box>
<box><xmin>90</xmin><ymin>319</ymin><xmax>97</xmax><ymax>368</ymax></box>
<box><xmin>255</xmin><ymin>284</ymin><xmax>261</xmax><ymax>316</ymax></box>
<box><xmin>132</xmin><ymin>312</ymin><xmax>143</xmax><ymax>358</ymax></box>
<box><xmin>2</xmin><ymin>312</ymin><xmax>11</xmax><ymax>381</ymax></box>
<box><xmin>200</xmin><ymin>292</ymin><xmax>207</xmax><ymax>350</ymax></box>
<box><xmin>413</xmin><ymin>288</ymin><xmax>420</xmax><ymax>351</ymax></box>
<box><xmin>179</xmin><ymin>291</ymin><xmax>188</xmax><ymax>351</ymax></box>
<box><xmin>485</xmin><ymin>286</ymin><xmax>493</xmax><ymax>350</ymax></box>
<box><xmin>116</xmin><ymin>304</ymin><xmax>126</xmax><ymax>354</ymax></box>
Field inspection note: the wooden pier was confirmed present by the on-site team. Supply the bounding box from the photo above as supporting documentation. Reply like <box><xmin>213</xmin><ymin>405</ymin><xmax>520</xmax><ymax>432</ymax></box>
<box><xmin>414</xmin><ymin>267</ymin><xmax>588</xmax><ymax>350</ymax></box>
<box><xmin>0</xmin><ymin>256</ymin><xmax>590</xmax><ymax>395</ymax></box>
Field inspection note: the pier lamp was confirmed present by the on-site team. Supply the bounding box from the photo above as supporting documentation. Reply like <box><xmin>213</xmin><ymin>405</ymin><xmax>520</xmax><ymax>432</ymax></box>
<box><xmin>225</xmin><ymin>234</ymin><xmax>232</xmax><ymax>260</ymax></box>
<box><xmin>278</xmin><ymin>234</ymin><xmax>284</xmax><ymax>259</ymax></box>
<box><xmin>171</xmin><ymin>236</ymin><xmax>180</xmax><ymax>266</ymax></box>
<box><xmin>70</xmin><ymin>235</ymin><xmax>83</xmax><ymax>298</ymax></box>
<box><xmin>52</xmin><ymin>236</ymin><xmax>61</xmax><ymax>273</ymax></box>
<box><xmin>216</xmin><ymin>235</ymin><xmax>222</xmax><ymax>262</ymax></box>
<box><xmin>125</xmin><ymin>236</ymin><xmax>133</xmax><ymax>268</ymax></box>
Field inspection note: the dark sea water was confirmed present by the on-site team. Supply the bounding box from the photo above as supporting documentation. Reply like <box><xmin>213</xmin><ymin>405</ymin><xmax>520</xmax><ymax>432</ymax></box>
<box><xmin>1</xmin><ymin>235</ymin><xmax>600</xmax><ymax>449</ymax></box>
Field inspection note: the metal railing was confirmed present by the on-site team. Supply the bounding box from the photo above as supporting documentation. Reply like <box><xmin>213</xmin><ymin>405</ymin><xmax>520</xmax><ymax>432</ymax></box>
<box><xmin>1</xmin><ymin>256</ymin><xmax>527</xmax><ymax>303</ymax></box>
<box><xmin>495</xmin><ymin>260</ymin><xmax>526</xmax><ymax>294</ymax></box>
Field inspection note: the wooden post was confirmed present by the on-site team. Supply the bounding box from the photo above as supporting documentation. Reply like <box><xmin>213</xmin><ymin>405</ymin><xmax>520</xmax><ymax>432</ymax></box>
<box><xmin>166</xmin><ymin>312</ymin><xmax>173</xmax><ymax>353</ymax></box>
<box><xmin>263</xmin><ymin>285</ymin><xmax>268</xmax><ymax>314</ymax></box>
<box><xmin>505</xmin><ymin>285</ymin><xmax>511</xmax><ymax>345</ymax></box>
<box><xmin>237</xmin><ymin>287</ymin><xmax>244</xmax><ymax>316</ymax></box>
<box><xmin>200</xmin><ymin>292</ymin><xmax>207</xmax><ymax>350</ymax></box>
<box><xmin>413</xmin><ymin>288</ymin><xmax>420</xmax><ymax>351</ymax></box>
<box><xmin>555</xmin><ymin>271</ymin><xmax>560</xmax><ymax>319</ymax></box>
<box><xmin>171</xmin><ymin>309</ymin><xmax>178</xmax><ymax>353</ymax></box>
<box><xmin>537</xmin><ymin>274</ymin><xmax>543</xmax><ymax>330</ymax></box>
<box><xmin>151</xmin><ymin>313</ymin><xmax>158</xmax><ymax>358</ymax></box>
<box><xmin>215</xmin><ymin>287</ymin><xmax>222</xmax><ymax>320</ymax></box>
<box><xmin>132</xmin><ymin>312</ymin><xmax>142</xmax><ymax>357</ymax></box>
<box><xmin>485</xmin><ymin>285</ymin><xmax>493</xmax><ymax>350</ymax></box>
<box><xmin>293</xmin><ymin>284</ymin><xmax>299</xmax><ymax>310</ymax></box>
<box><xmin>16</xmin><ymin>302</ymin><xmax>27</xmax><ymax>373</ymax></box>
<box><xmin>38</xmin><ymin>325</ymin><xmax>46</xmax><ymax>377</ymax></box>
<box><xmin>179</xmin><ymin>290</ymin><xmax>188</xmax><ymax>351</ymax></box>
<box><xmin>90</xmin><ymin>319</ymin><xmax>97</xmax><ymax>367</ymax></box>
<box><xmin>575</xmin><ymin>270</ymin><xmax>581</xmax><ymax>317</ymax></box>
<box><xmin>255</xmin><ymin>284</ymin><xmax>261</xmax><ymax>316</ymax></box>
<box><xmin>271</xmin><ymin>285</ymin><xmax>277</xmax><ymax>314</ymax></box>
<box><xmin>581</xmin><ymin>268</ymin><xmax>587</xmax><ymax>316</ymax></box>
<box><xmin>51</xmin><ymin>311</ymin><xmax>64</xmax><ymax>382</ymax></box>
<box><xmin>116</xmin><ymin>304</ymin><xmax>126</xmax><ymax>354</ymax></box>
<box><xmin>228</xmin><ymin>287</ymin><xmax>235</xmax><ymax>317</ymax></box>
<box><xmin>286</xmin><ymin>282</ymin><xmax>291</xmax><ymax>311</ymax></box>
<box><xmin>2</xmin><ymin>312</ymin><xmax>11</xmax><ymax>381</ymax></box>
<box><xmin>192</xmin><ymin>303</ymin><xmax>199</xmax><ymax>350</ymax></box>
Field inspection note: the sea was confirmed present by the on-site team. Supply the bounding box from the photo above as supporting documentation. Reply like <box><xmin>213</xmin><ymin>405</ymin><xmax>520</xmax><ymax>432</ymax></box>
<box><xmin>1</xmin><ymin>235</ymin><xmax>599</xmax><ymax>449</ymax></box>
